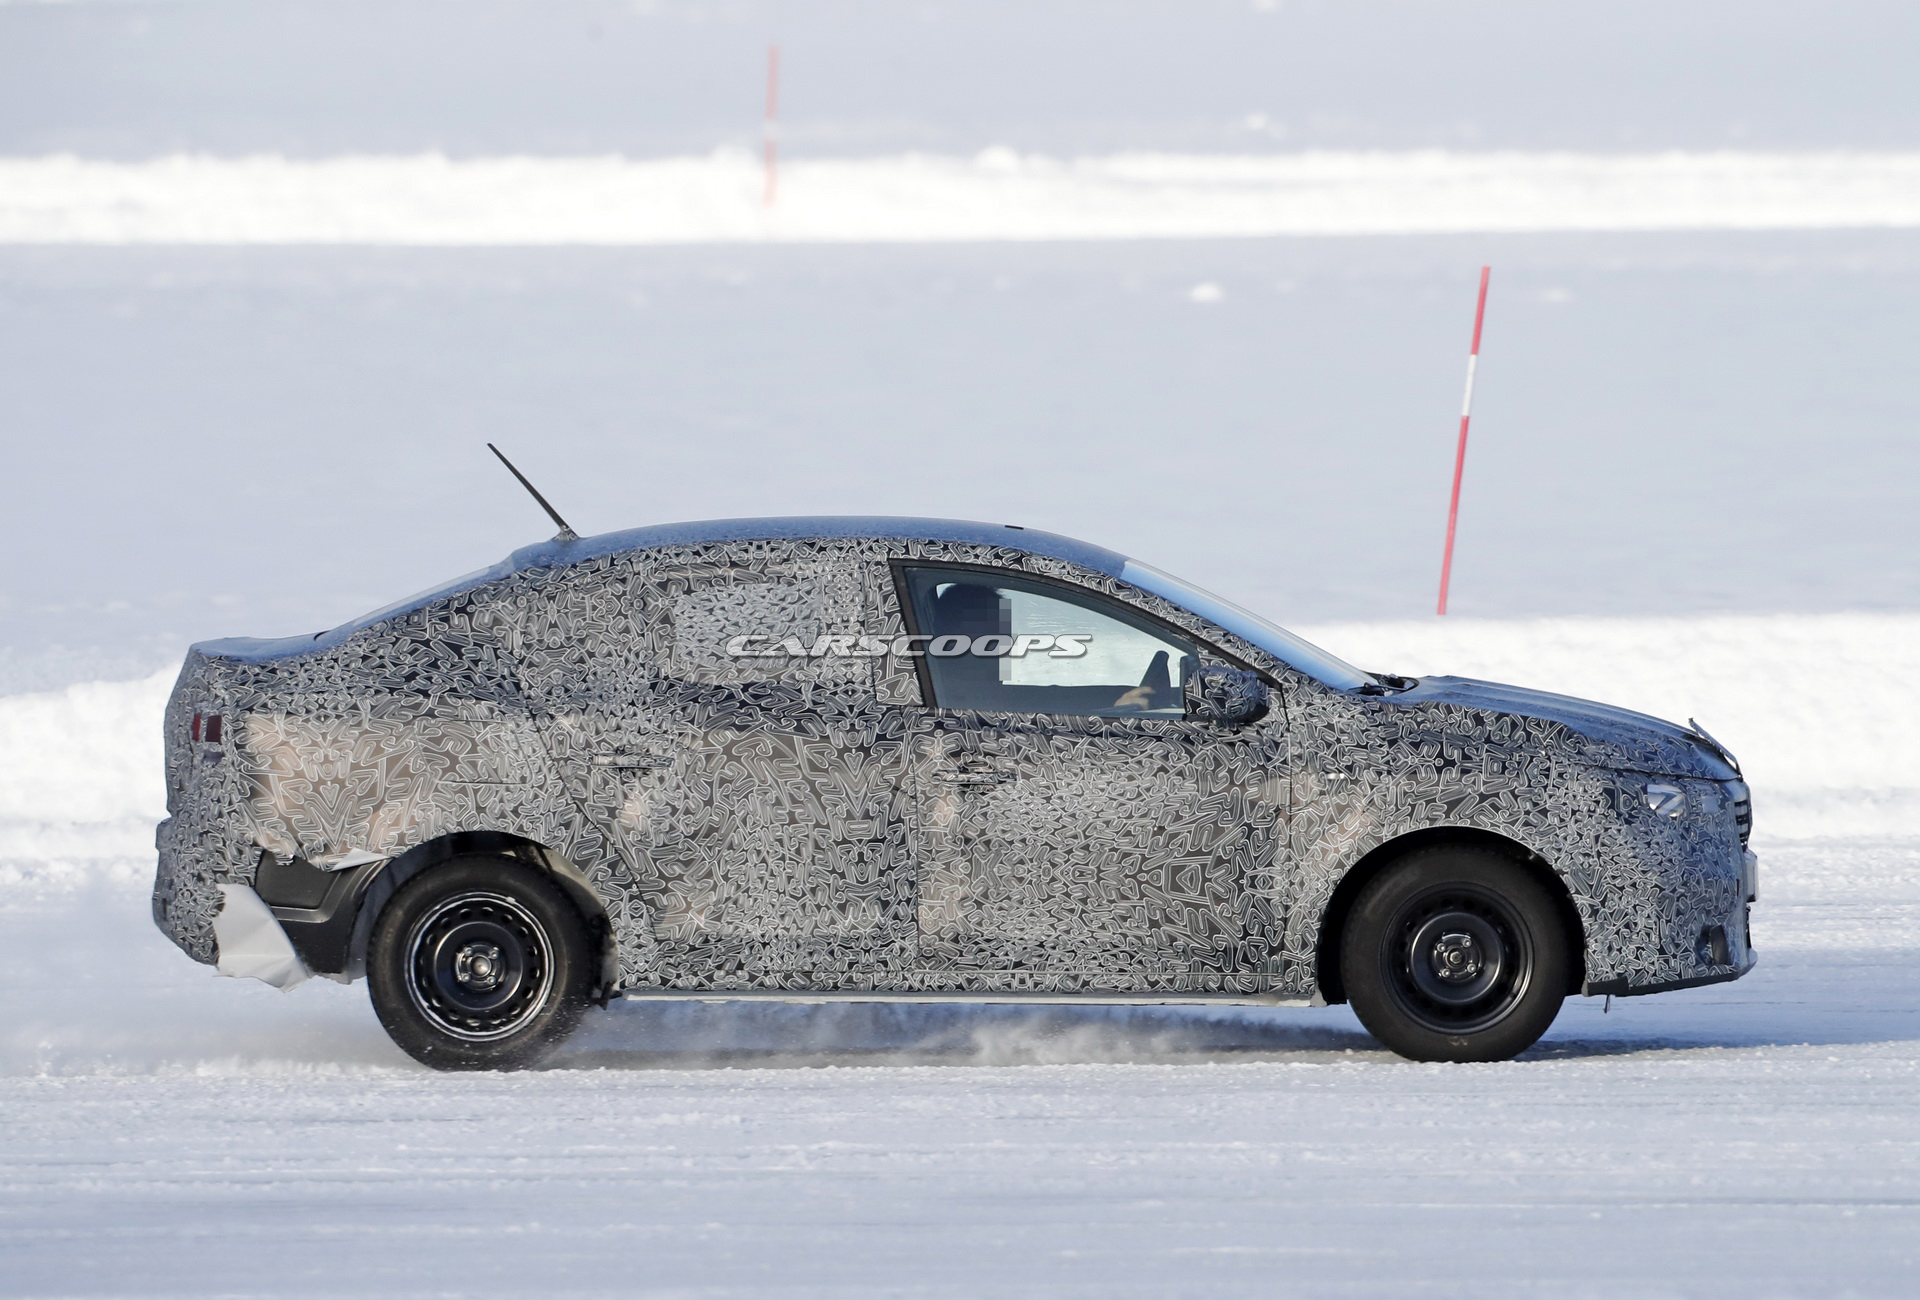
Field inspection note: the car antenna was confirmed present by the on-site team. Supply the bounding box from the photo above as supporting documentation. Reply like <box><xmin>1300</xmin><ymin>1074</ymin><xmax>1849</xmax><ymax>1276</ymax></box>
<box><xmin>487</xmin><ymin>443</ymin><xmax>578</xmax><ymax>543</ymax></box>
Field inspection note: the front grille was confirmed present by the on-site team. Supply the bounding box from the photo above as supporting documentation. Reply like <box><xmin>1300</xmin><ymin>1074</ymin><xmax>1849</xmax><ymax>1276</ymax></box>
<box><xmin>1730</xmin><ymin>786</ymin><xmax>1752</xmax><ymax>845</ymax></box>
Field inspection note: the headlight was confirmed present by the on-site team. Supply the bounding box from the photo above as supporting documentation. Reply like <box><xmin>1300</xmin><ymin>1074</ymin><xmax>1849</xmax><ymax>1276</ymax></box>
<box><xmin>1644</xmin><ymin>782</ymin><xmax>1687</xmax><ymax>818</ymax></box>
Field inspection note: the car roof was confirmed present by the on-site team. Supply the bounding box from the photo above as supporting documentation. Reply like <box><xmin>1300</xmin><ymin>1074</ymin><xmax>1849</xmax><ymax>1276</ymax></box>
<box><xmin>198</xmin><ymin>516</ymin><xmax>1131</xmax><ymax>662</ymax></box>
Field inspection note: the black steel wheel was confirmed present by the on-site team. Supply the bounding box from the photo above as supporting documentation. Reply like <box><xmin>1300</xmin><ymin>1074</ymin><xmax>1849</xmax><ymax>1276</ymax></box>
<box><xmin>368</xmin><ymin>857</ymin><xmax>595</xmax><ymax>1071</ymax></box>
<box><xmin>1340</xmin><ymin>846</ymin><xmax>1573</xmax><ymax>1062</ymax></box>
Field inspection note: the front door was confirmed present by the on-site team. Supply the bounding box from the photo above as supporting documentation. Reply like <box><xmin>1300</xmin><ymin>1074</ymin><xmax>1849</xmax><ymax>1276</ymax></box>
<box><xmin>894</xmin><ymin>564</ymin><xmax>1287</xmax><ymax>987</ymax></box>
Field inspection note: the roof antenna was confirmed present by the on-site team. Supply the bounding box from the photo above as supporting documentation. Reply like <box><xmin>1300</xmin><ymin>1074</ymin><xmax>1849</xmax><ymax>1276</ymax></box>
<box><xmin>488</xmin><ymin>443</ymin><xmax>578</xmax><ymax>543</ymax></box>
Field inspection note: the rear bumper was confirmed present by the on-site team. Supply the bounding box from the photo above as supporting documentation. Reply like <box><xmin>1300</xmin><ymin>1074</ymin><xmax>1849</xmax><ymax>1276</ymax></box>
<box><xmin>211</xmin><ymin>883</ymin><xmax>310</xmax><ymax>990</ymax></box>
<box><xmin>152</xmin><ymin>815</ymin><xmax>226</xmax><ymax>966</ymax></box>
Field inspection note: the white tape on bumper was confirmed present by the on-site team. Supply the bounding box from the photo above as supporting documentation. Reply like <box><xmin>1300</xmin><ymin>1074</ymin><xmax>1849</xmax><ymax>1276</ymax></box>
<box><xmin>212</xmin><ymin>883</ymin><xmax>310</xmax><ymax>990</ymax></box>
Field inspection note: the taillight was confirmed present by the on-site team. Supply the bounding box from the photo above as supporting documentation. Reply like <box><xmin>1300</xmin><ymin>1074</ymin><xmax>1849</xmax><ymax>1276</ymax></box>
<box><xmin>191</xmin><ymin>713</ymin><xmax>223</xmax><ymax>743</ymax></box>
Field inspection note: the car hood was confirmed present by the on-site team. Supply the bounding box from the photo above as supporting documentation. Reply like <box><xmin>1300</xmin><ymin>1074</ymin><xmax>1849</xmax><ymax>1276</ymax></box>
<box><xmin>1392</xmin><ymin>675</ymin><xmax>1739</xmax><ymax>781</ymax></box>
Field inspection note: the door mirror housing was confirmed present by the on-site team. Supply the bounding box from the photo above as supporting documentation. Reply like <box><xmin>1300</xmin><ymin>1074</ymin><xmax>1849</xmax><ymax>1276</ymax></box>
<box><xmin>1186</xmin><ymin>665</ymin><xmax>1271</xmax><ymax>728</ymax></box>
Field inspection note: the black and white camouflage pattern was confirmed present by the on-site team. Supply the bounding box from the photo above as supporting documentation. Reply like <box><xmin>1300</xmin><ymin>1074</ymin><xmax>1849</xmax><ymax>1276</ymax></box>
<box><xmin>154</xmin><ymin>518</ymin><xmax>1754</xmax><ymax>999</ymax></box>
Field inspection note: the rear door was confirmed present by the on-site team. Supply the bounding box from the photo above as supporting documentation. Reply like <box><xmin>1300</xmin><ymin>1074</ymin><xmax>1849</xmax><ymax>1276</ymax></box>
<box><xmin>892</xmin><ymin>563</ymin><xmax>1287</xmax><ymax>986</ymax></box>
<box><xmin>628</xmin><ymin>550</ymin><xmax>915</xmax><ymax>981</ymax></box>
<box><xmin>517</xmin><ymin>544</ymin><xmax>919</xmax><ymax>983</ymax></box>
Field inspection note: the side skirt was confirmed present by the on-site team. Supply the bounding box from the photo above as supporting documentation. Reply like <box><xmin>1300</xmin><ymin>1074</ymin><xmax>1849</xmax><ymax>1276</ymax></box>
<box><xmin>620</xmin><ymin>990</ymin><xmax>1315</xmax><ymax>1007</ymax></box>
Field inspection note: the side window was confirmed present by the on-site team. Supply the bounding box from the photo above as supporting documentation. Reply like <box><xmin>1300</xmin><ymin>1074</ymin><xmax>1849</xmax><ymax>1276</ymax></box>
<box><xmin>900</xmin><ymin>566</ymin><xmax>1197</xmax><ymax>718</ymax></box>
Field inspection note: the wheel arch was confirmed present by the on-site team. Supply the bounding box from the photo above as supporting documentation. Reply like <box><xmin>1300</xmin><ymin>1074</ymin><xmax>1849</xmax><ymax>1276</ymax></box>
<box><xmin>1313</xmin><ymin>826</ymin><xmax>1587</xmax><ymax>1005</ymax></box>
<box><xmin>343</xmin><ymin>831</ymin><xmax>616</xmax><ymax>997</ymax></box>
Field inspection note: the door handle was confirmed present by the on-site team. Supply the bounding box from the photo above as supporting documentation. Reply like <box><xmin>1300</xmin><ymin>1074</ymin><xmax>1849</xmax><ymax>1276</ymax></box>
<box><xmin>590</xmin><ymin>753</ymin><xmax>675</xmax><ymax>770</ymax></box>
<box><xmin>934</xmin><ymin>764</ymin><xmax>1013</xmax><ymax>786</ymax></box>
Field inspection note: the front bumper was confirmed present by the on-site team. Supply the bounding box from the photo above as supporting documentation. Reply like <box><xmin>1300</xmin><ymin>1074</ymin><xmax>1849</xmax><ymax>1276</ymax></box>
<box><xmin>1585</xmin><ymin>957</ymin><xmax>1755</xmax><ymax>999</ymax></box>
<box><xmin>1585</xmin><ymin>846</ymin><xmax>1759</xmax><ymax>998</ymax></box>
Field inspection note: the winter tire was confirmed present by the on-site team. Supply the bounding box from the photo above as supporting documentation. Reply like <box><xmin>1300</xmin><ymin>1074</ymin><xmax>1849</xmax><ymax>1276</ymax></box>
<box><xmin>368</xmin><ymin>857</ymin><xmax>594</xmax><ymax>1071</ymax></box>
<box><xmin>1340</xmin><ymin>846</ymin><xmax>1573</xmax><ymax>1063</ymax></box>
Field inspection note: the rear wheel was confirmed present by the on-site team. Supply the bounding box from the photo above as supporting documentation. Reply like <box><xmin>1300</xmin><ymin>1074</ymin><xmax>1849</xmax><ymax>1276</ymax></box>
<box><xmin>1340</xmin><ymin>847</ymin><xmax>1573</xmax><ymax>1062</ymax></box>
<box><xmin>368</xmin><ymin>857</ymin><xmax>594</xmax><ymax>1071</ymax></box>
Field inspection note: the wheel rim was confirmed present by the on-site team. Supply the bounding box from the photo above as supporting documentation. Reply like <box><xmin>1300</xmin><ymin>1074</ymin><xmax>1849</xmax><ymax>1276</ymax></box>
<box><xmin>405</xmin><ymin>890</ymin><xmax>554</xmax><ymax>1042</ymax></box>
<box><xmin>1380</xmin><ymin>883</ymin><xmax>1534</xmax><ymax>1035</ymax></box>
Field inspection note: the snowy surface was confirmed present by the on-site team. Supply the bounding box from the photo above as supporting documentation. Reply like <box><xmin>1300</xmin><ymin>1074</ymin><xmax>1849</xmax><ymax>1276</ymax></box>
<box><xmin>12</xmin><ymin>150</ymin><xmax>1920</xmax><ymax>244</ymax></box>
<box><xmin>3</xmin><ymin>619</ymin><xmax>1918</xmax><ymax>1293</ymax></box>
<box><xmin>3</xmin><ymin>855</ymin><xmax>1919</xmax><ymax>1297</ymax></box>
<box><xmin>5</xmin><ymin>232</ymin><xmax>1920</xmax><ymax>690</ymax></box>
<box><xmin>5</xmin><ymin>2</ymin><xmax>1918</xmax><ymax>1291</ymax></box>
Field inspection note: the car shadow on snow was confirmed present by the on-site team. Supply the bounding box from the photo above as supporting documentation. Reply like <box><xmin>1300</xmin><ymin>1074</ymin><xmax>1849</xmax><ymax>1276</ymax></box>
<box><xmin>1519</xmin><ymin>1034</ymin><xmax>1778</xmax><ymax>1060</ymax></box>
<box><xmin>539</xmin><ymin>969</ymin><xmax>1920</xmax><ymax>1070</ymax></box>
<box><xmin>546</xmin><ymin>999</ymin><xmax>1394</xmax><ymax>1070</ymax></box>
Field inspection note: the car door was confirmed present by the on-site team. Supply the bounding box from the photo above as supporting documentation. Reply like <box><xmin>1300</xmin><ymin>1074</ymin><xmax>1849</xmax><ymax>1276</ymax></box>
<box><xmin>892</xmin><ymin>562</ymin><xmax>1288</xmax><ymax>987</ymax></box>
<box><xmin>516</xmin><ymin>544</ymin><xmax>919</xmax><ymax>984</ymax></box>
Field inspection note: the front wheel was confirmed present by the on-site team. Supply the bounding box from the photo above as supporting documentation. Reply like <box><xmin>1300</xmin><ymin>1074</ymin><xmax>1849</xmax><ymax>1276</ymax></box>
<box><xmin>1340</xmin><ymin>847</ymin><xmax>1574</xmax><ymax>1062</ymax></box>
<box><xmin>368</xmin><ymin>857</ymin><xmax>595</xmax><ymax>1071</ymax></box>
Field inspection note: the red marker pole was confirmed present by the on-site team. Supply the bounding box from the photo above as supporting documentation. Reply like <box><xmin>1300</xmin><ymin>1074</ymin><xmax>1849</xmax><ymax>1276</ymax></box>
<box><xmin>1436</xmin><ymin>265</ymin><xmax>1492</xmax><ymax>616</ymax></box>
<box><xmin>762</xmin><ymin>43</ymin><xmax>781</xmax><ymax>208</ymax></box>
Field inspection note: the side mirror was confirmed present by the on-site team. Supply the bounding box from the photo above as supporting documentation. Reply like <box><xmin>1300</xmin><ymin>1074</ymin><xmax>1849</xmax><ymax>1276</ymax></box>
<box><xmin>1186</xmin><ymin>665</ymin><xmax>1271</xmax><ymax>728</ymax></box>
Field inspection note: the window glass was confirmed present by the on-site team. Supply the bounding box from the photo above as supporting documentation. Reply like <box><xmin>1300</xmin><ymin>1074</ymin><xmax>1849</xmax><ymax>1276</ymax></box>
<box><xmin>901</xmin><ymin>567</ymin><xmax>1197</xmax><ymax>718</ymax></box>
<box><xmin>1118</xmin><ymin>559</ymin><xmax>1372</xmax><ymax>691</ymax></box>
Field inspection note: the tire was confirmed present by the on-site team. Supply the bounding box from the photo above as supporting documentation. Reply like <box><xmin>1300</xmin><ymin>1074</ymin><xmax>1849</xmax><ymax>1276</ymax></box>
<box><xmin>1340</xmin><ymin>847</ymin><xmax>1573</xmax><ymax>1063</ymax></box>
<box><xmin>368</xmin><ymin>857</ymin><xmax>595</xmax><ymax>1071</ymax></box>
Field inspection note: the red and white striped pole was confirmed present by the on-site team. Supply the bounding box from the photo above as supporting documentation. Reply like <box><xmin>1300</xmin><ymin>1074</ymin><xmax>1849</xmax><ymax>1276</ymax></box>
<box><xmin>762</xmin><ymin>43</ymin><xmax>781</xmax><ymax>208</ymax></box>
<box><xmin>1436</xmin><ymin>265</ymin><xmax>1492</xmax><ymax>616</ymax></box>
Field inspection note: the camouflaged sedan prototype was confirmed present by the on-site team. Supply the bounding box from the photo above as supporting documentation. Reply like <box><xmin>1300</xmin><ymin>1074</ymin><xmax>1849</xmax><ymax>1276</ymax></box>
<box><xmin>154</xmin><ymin>517</ymin><xmax>1757</xmax><ymax>1068</ymax></box>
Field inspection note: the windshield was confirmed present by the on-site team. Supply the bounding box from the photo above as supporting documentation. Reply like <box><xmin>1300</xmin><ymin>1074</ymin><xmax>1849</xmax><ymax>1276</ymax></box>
<box><xmin>1119</xmin><ymin>560</ymin><xmax>1374</xmax><ymax>691</ymax></box>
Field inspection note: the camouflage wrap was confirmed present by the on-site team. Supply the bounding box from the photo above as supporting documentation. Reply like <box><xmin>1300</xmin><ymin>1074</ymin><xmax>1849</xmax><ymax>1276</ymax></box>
<box><xmin>153</xmin><ymin>518</ymin><xmax>1754</xmax><ymax>998</ymax></box>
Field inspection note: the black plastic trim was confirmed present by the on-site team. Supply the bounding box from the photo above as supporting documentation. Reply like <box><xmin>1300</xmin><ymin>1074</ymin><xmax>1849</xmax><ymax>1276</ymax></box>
<box><xmin>270</xmin><ymin>859</ymin><xmax>388</xmax><ymax>974</ymax></box>
<box><xmin>254</xmin><ymin>853</ymin><xmax>335</xmax><ymax>910</ymax></box>
<box><xmin>1583</xmin><ymin>966</ymin><xmax>1746</xmax><ymax>999</ymax></box>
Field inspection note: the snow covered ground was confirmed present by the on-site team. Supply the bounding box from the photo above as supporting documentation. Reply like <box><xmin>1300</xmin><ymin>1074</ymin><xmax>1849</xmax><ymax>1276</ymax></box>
<box><xmin>6</xmin><ymin>230</ymin><xmax>1919</xmax><ymax>691</ymax></box>
<box><xmin>4</xmin><ymin>864</ymin><xmax>1920</xmax><ymax>1296</ymax></box>
<box><xmin>13</xmin><ymin>150</ymin><xmax>1920</xmax><ymax>243</ymax></box>
<box><xmin>3</xmin><ymin>614</ymin><xmax>1919</xmax><ymax>1294</ymax></box>
<box><xmin>5</xmin><ymin>1</ymin><xmax>1918</xmax><ymax>1292</ymax></box>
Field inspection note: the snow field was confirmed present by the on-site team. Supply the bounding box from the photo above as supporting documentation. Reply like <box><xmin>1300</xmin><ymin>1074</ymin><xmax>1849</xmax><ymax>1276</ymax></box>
<box><xmin>9</xmin><ymin>151</ymin><xmax>1920</xmax><ymax>244</ymax></box>
<box><xmin>3</xmin><ymin>842</ymin><xmax>1919</xmax><ymax>1295</ymax></box>
<box><xmin>4</xmin><ymin>1021</ymin><xmax>1920</xmax><ymax>1296</ymax></box>
<box><xmin>0</xmin><ymin>669</ymin><xmax>170</xmax><ymax>892</ymax></box>
<box><xmin>8</xmin><ymin>2</ymin><xmax>1917</xmax><ymax>1289</ymax></box>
